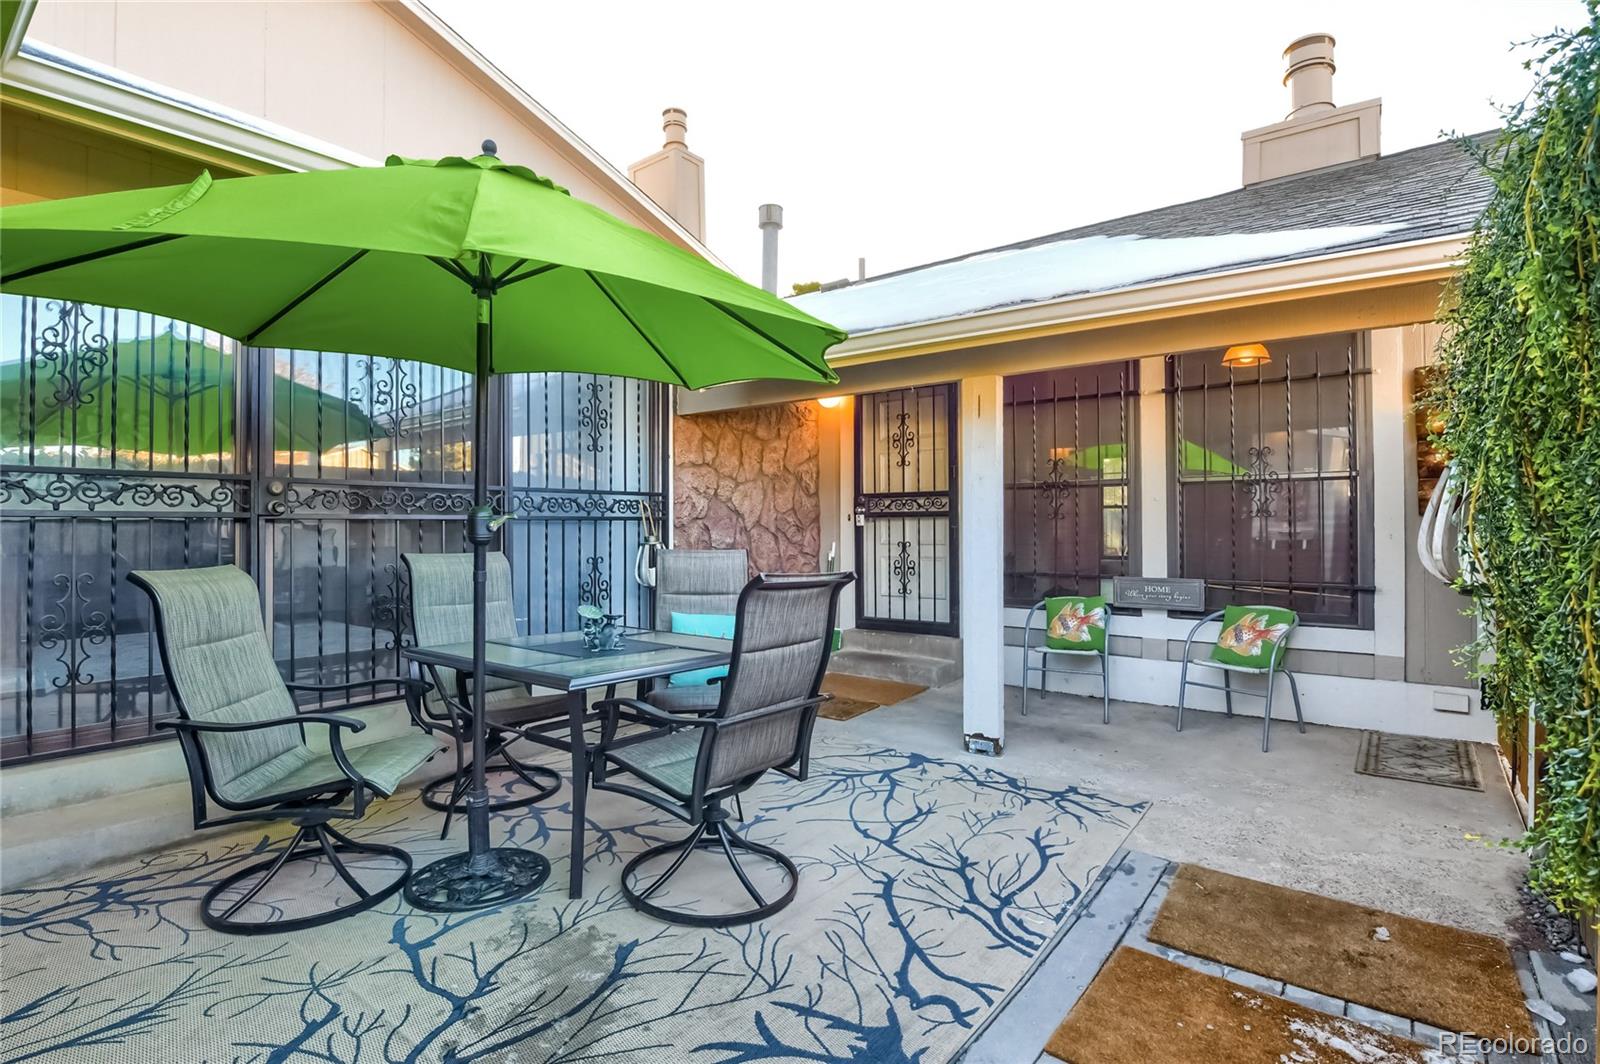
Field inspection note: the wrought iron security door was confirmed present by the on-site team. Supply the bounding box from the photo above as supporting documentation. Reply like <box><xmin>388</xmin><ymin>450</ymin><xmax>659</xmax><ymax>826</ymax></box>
<box><xmin>1</xmin><ymin>296</ymin><xmax>665</xmax><ymax>764</ymax></box>
<box><xmin>853</xmin><ymin>384</ymin><xmax>958</xmax><ymax>635</ymax></box>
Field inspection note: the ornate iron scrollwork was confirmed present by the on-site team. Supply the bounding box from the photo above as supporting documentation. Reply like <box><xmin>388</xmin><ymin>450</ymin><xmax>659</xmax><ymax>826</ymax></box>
<box><xmin>890</xmin><ymin>411</ymin><xmax>916</xmax><ymax>468</ymax></box>
<box><xmin>36</xmin><ymin>572</ymin><xmax>109</xmax><ymax>690</ymax></box>
<box><xmin>862</xmin><ymin>494</ymin><xmax>950</xmax><ymax>516</ymax></box>
<box><xmin>1243</xmin><ymin>446</ymin><xmax>1283</xmax><ymax>518</ymax></box>
<box><xmin>507</xmin><ymin>490</ymin><xmax>658</xmax><ymax>519</ymax></box>
<box><xmin>579</xmin><ymin>555</ymin><xmax>611</xmax><ymax>608</ymax></box>
<box><xmin>577</xmin><ymin>380</ymin><xmax>612</xmax><ymax>455</ymax></box>
<box><xmin>269</xmin><ymin>483</ymin><xmax>474</xmax><ymax>516</ymax></box>
<box><xmin>36</xmin><ymin>301</ymin><xmax>110</xmax><ymax>410</ymax></box>
<box><xmin>891</xmin><ymin>540</ymin><xmax>917</xmax><ymax>597</ymax></box>
<box><xmin>0</xmin><ymin>471</ymin><xmax>247</xmax><ymax>513</ymax></box>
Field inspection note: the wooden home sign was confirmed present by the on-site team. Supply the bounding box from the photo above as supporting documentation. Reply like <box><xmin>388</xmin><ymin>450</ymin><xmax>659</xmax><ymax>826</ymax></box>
<box><xmin>1112</xmin><ymin>577</ymin><xmax>1207</xmax><ymax>611</ymax></box>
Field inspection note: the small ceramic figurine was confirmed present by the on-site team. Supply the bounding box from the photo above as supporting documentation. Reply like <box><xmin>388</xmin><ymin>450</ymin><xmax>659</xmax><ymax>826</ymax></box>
<box><xmin>578</xmin><ymin>604</ymin><xmax>626</xmax><ymax>652</ymax></box>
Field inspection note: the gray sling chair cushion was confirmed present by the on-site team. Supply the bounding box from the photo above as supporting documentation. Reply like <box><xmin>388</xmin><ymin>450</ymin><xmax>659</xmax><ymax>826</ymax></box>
<box><xmin>131</xmin><ymin>565</ymin><xmax>438</xmax><ymax>805</ymax></box>
<box><xmin>647</xmin><ymin>548</ymin><xmax>748</xmax><ymax>714</ymax></box>
<box><xmin>609</xmin><ymin>573</ymin><xmax>847</xmax><ymax>798</ymax></box>
<box><xmin>402</xmin><ymin>551</ymin><xmax>563</xmax><ymax>720</ymax></box>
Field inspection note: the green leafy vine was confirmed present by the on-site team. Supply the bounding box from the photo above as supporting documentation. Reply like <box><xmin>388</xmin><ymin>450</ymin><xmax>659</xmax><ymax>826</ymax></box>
<box><xmin>1437</xmin><ymin>3</ymin><xmax>1600</xmax><ymax>914</ymax></box>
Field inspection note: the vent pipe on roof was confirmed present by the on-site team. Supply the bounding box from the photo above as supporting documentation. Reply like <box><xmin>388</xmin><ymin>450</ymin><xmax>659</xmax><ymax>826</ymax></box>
<box><xmin>759</xmin><ymin>203</ymin><xmax>783</xmax><ymax>294</ymax></box>
<box><xmin>1284</xmin><ymin>33</ymin><xmax>1337</xmax><ymax>120</ymax></box>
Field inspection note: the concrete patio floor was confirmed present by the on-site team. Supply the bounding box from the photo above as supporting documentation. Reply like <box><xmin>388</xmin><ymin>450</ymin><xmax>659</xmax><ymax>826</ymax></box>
<box><xmin>837</xmin><ymin>682</ymin><xmax>1531</xmax><ymax>943</ymax></box>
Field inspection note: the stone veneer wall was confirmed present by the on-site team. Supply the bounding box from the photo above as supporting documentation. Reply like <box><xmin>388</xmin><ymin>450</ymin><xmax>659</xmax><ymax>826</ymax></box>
<box><xmin>673</xmin><ymin>402</ymin><xmax>820</xmax><ymax>573</ymax></box>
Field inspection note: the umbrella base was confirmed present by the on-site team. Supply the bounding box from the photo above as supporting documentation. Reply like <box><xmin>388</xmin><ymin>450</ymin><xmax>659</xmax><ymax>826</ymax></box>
<box><xmin>404</xmin><ymin>847</ymin><xmax>550</xmax><ymax>912</ymax></box>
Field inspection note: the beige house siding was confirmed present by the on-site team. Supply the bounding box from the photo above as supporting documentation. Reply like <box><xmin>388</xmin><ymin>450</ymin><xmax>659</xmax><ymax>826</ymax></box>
<box><xmin>1</xmin><ymin>102</ymin><xmax>242</xmax><ymax>203</ymax></box>
<box><xmin>21</xmin><ymin>0</ymin><xmax>685</xmax><ymax>241</ymax></box>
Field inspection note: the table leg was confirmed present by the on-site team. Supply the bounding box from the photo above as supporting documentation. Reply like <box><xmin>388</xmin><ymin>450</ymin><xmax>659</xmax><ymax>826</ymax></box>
<box><xmin>566</xmin><ymin>689</ymin><xmax>589</xmax><ymax>898</ymax></box>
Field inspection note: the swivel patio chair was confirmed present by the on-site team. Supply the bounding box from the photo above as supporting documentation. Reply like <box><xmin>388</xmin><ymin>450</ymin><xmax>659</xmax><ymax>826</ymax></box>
<box><xmin>402</xmin><ymin>552</ymin><xmax>564</xmax><ymax>838</ymax></box>
<box><xmin>589</xmin><ymin>571</ymin><xmax>853</xmax><ymax>926</ymax></box>
<box><xmin>1021</xmin><ymin>595</ymin><xmax>1112</xmax><ymax>722</ymax></box>
<box><xmin>644</xmin><ymin>548</ymin><xmax>749</xmax><ymax>716</ymax></box>
<box><xmin>1176</xmin><ymin>604</ymin><xmax>1305</xmax><ymax>752</ymax></box>
<box><xmin>129</xmin><ymin>565</ymin><xmax>442</xmax><ymax>934</ymax></box>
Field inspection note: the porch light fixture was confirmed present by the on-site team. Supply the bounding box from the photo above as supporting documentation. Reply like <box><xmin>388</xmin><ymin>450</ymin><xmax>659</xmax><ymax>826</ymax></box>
<box><xmin>816</xmin><ymin>395</ymin><xmax>845</xmax><ymax>409</ymax></box>
<box><xmin>1223</xmin><ymin>342</ymin><xmax>1271</xmax><ymax>368</ymax></box>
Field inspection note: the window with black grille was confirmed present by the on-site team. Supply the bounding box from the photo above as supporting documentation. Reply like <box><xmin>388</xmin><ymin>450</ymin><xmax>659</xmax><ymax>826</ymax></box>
<box><xmin>1003</xmin><ymin>362</ymin><xmax>1137</xmax><ymax>607</ymax></box>
<box><xmin>1167</xmin><ymin>333</ymin><xmax>1373</xmax><ymax>628</ymax></box>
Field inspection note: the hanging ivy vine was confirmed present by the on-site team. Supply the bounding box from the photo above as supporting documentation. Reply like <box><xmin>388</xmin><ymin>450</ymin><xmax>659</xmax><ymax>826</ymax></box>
<box><xmin>1436</xmin><ymin>4</ymin><xmax>1599</xmax><ymax>914</ymax></box>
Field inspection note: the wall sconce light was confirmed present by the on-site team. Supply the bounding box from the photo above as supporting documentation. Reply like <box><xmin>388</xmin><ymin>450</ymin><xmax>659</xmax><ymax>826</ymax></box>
<box><xmin>1222</xmin><ymin>342</ymin><xmax>1271</xmax><ymax>368</ymax></box>
<box><xmin>816</xmin><ymin>395</ymin><xmax>846</xmax><ymax>409</ymax></box>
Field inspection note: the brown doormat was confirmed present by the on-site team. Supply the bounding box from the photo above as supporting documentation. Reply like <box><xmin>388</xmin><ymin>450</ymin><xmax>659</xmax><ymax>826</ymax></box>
<box><xmin>818</xmin><ymin>673</ymin><xmax>927</xmax><ymax>721</ymax></box>
<box><xmin>1048</xmin><ymin>946</ymin><xmax>1437</xmax><ymax>1064</ymax></box>
<box><xmin>1356</xmin><ymin>730</ymin><xmax>1483</xmax><ymax>790</ymax></box>
<box><xmin>1147</xmin><ymin>864</ymin><xmax>1535</xmax><ymax>1043</ymax></box>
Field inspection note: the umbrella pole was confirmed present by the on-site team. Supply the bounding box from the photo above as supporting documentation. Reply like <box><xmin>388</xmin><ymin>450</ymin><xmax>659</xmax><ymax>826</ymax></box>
<box><xmin>404</xmin><ymin>281</ymin><xmax>551</xmax><ymax>912</ymax></box>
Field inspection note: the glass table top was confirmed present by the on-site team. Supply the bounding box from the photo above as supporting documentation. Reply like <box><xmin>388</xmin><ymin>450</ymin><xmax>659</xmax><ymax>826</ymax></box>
<box><xmin>404</xmin><ymin>628</ymin><xmax>731</xmax><ymax>691</ymax></box>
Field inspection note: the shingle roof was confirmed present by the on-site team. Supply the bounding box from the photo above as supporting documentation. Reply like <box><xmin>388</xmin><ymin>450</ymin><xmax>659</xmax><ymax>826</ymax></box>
<box><xmin>794</xmin><ymin>134</ymin><xmax>1495</xmax><ymax>335</ymax></box>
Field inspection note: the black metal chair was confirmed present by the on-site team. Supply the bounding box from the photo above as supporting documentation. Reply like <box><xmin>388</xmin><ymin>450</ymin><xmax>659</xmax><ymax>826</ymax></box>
<box><xmin>589</xmin><ymin>571</ymin><xmax>853</xmax><ymax>926</ymax></box>
<box><xmin>129</xmin><ymin>565</ymin><xmax>442</xmax><ymax>934</ymax></box>
<box><xmin>401</xmin><ymin>552</ymin><xmax>563</xmax><ymax>838</ymax></box>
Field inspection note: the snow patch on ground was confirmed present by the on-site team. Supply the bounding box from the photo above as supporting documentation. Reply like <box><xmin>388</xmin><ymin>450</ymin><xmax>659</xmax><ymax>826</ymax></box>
<box><xmin>793</xmin><ymin>224</ymin><xmax>1406</xmax><ymax>334</ymax></box>
<box><xmin>1280</xmin><ymin>1016</ymin><xmax>1449</xmax><ymax>1063</ymax></box>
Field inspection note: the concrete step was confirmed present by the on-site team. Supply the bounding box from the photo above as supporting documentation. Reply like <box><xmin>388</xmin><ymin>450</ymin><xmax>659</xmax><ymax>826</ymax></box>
<box><xmin>829</xmin><ymin>648</ymin><xmax>960</xmax><ymax>688</ymax></box>
<box><xmin>843</xmin><ymin>628</ymin><xmax>962</xmax><ymax>662</ymax></box>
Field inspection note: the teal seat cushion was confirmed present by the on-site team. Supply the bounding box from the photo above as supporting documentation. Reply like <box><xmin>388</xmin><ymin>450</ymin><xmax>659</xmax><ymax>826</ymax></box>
<box><xmin>668</xmin><ymin>611</ymin><xmax>734</xmax><ymax>688</ymax></box>
<box><xmin>1209</xmin><ymin>605</ymin><xmax>1297</xmax><ymax>670</ymax></box>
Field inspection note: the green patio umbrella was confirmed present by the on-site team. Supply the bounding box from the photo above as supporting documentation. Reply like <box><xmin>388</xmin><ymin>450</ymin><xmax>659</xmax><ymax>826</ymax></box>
<box><xmin>1064</xmin><ymin>441</ymin><xmax>1247</xmax><ymax>478</ymax></box>
<box><xmin>0</xmin><ymin>142</ymin><xmax>843</xmax><ymax>911</ymax></box>
<box><xmin>0</xmin><ymin>326</ymin><xmax>379</xmax><ymax>460</ymax></box>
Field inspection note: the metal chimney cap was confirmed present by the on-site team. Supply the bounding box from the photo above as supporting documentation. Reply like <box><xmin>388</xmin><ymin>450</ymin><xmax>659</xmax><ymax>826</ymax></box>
<box><xmin>661</xmin><ymin>107</ymin><xmax>688</xmax><ymax>148</ymax></box>
<box><xmin>758</xmin><ymin>203</ymin><xmax>784</xmax><ymax>229</ymax></box>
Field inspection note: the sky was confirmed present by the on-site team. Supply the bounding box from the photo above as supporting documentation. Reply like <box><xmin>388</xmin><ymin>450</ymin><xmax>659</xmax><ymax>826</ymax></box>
<box><xmin>426</xmin><ymin>0</ymin><xmax>1584</xmax><ymax>294</ymax></box>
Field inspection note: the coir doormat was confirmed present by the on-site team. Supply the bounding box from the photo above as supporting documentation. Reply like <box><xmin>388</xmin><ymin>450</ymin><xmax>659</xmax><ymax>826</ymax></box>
<box><xmin>1146</xmin><ymin>864</ymin><xmax>1534</xmax><ymax>1043</ymax></box>
<box><xmin>1048</xmin><ymin>946</ymin><xmax>1439</xmax><ymax>1064</ymax></box>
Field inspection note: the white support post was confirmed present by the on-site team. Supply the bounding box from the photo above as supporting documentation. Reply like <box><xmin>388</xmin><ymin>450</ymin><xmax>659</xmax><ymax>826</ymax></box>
<box><xmin>960</xmin><ymin>375</ymin><xmax>1005</xmax><ymax>754</ymax></box>
<box><xmin>1136</xmin><ymin>355</ymin><xmax>1170</xmax><ymax>581</ymax></box>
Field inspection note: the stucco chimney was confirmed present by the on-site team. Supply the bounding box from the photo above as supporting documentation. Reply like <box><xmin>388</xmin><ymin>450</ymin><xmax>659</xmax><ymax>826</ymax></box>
<box><xmin>759</xmin><ymin>203</ymin><xmax>783</xmax><ymax>294</ymax></box>
<box><xmin>1241</xmin><ymin>33</ymin><xmax>1381</xmax><ymax>185</ymax></box>
<box><xmin>628</xmin><ymin>107</ymin><xmax>706</xmax><ymax>241</ymax></box>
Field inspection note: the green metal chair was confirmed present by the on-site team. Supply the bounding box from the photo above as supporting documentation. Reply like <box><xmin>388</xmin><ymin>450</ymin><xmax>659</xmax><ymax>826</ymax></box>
<box><xmin>1021</xmin><ymin>595</ymin><xmax>1112</xmax><ymax>722</ymax></box>
<box><xmin>129</xmin><ymin>565</ymin><xmax>442</xmax><ymax>934</ymax></box>
<box><xmin>1176</xmin><ymin>604</ymin><xmax>1305</xmax><ymax>752</ymax></box>
<box><xmin>589</xmin><ymin>571</ymin><xmax>853</xmax><ymax>927</ymax></box>
<box><xmin>401</xmin><ymin>552</ymin><xmax>563</xmax><ymax>838</ymax></box>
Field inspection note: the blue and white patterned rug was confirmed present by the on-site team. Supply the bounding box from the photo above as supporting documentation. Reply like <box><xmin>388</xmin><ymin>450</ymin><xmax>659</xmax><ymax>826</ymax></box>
<box><xmin>0</xmin><ymin>734</ymin><xmax>1146</xmax><ymax>1063</ymax></box>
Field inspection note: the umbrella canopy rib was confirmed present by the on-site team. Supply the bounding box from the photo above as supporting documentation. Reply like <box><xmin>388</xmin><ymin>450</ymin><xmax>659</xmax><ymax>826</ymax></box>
<box><xmin>244</xmin><ymin>249</ymin><xmax>369</xmax><ymax>343</ymax></box>
<box><xmin>583</xmin><ymin>270</ymin><xmax>691</xmax><ymax>388</ymax></box>
<box><xmin>706</xmin><ymin>299</ymin><xmax>833</xmax><ymax>379</ymax></box>
<box><xmin>498</xmin><ymin>263</ymin><xmax>559</xmax><ymax>289</ymax></box>
<box><xmin>1</xmin><ymin>233</ymin><xmax>185</xmax><ymax>286</ymax></box>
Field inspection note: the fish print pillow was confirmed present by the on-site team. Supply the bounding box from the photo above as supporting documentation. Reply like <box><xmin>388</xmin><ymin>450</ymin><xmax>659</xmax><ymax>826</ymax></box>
<box><xmin>1044</xmin><ymin>596</ymin><xmax>1108</xmax><ymax>652</ymax></box>
<box><xmin>1210</xmin><ymin>605</ymin><xmax>1296</xmax><ymax>668</ymax></box>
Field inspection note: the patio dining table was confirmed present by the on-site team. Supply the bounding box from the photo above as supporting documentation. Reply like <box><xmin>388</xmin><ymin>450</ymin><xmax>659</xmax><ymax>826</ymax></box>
<box><xmin>402</xmin><ymin>629</ymin><xmax>732</xmax><ymax>898</ymax></box>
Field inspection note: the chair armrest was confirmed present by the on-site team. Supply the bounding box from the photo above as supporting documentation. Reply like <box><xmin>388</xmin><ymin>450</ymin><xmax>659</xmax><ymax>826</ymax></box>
<box><xmin>1024</xmin><ymin>601</ymin><xmax>1046</xmax><ymax>652</ymax></box>
<box><xmin>285</xmin><ymin>676</ymin><xmax>429</xmax><ymax>697</ymax></box>
<box><xmin>595</xmin><ymin>696</ymin><xmax>717</xmax><ymax>732</ymax></box>
<box><xmin>157</xmin><ymin>713</ymin><xmax>367</xmax><ymax>735</ymax></box>
<box><xmin>1181</xmin><ymin>609</ymin><xmax>1227</xmax><ymax>660</ymax></box>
